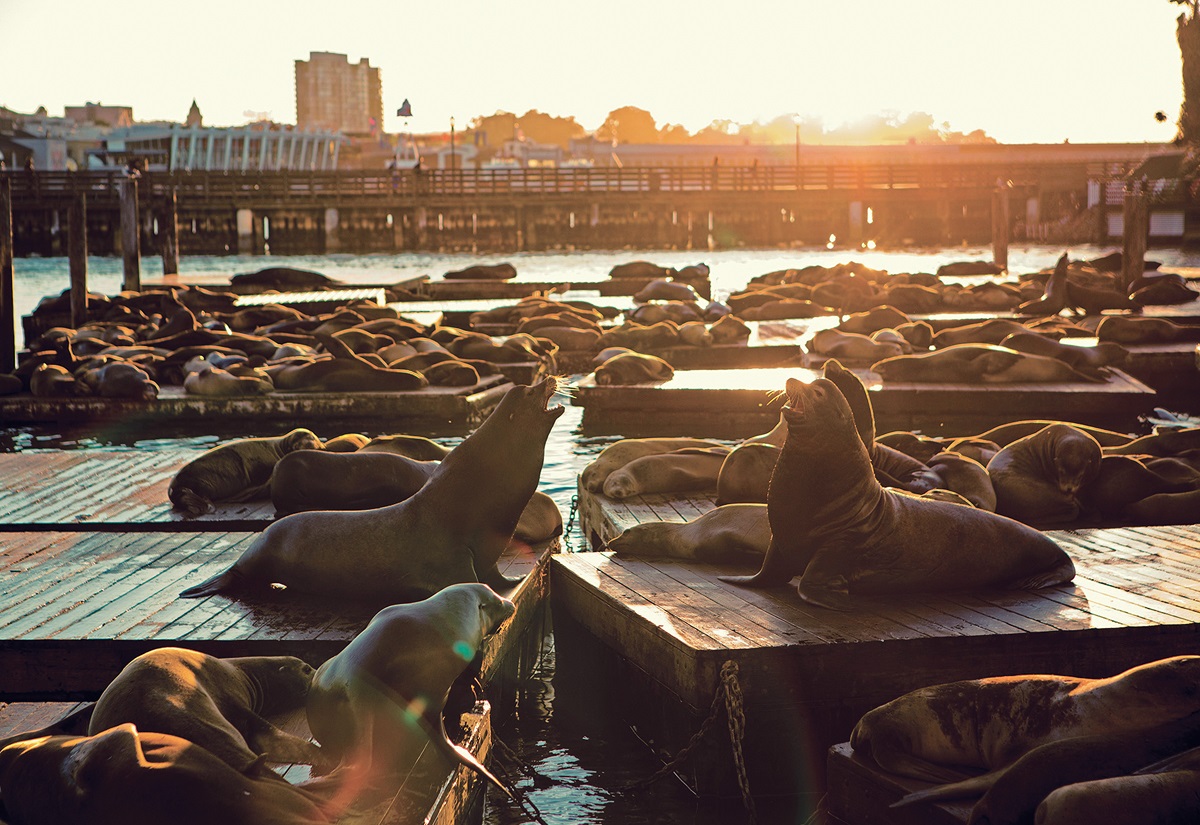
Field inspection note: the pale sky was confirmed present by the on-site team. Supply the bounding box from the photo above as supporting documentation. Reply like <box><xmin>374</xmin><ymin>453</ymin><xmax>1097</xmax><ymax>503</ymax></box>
<box><xmin>0</xmin><ymin>0</ymin><xmax>1188</xmax><ymax>144</ymax></box>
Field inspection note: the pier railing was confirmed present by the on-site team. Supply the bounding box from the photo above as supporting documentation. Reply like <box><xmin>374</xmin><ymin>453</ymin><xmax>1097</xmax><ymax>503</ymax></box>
<box><xmin>1</xmin><ymin>161</ymin><xmax>1148</xmax><ymax>208</ymax></box>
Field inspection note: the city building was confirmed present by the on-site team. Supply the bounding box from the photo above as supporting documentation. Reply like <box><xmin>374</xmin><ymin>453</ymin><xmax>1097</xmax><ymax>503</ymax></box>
<box><xmin>295</xmin><ymin>51</ymin><xmax>383</xmax><ymax>136</ymax></box>
<box><xmin>64</xmin><ymin>102</ymin><xmax>134</xmax><ymax>128</ymax></box>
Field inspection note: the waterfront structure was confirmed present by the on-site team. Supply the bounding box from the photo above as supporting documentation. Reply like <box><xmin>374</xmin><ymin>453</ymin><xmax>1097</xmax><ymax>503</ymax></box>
<box><xmin>63</xmin><ymin>102</ymin><xmax>133</xmax><ymax>129</ymax></box>
<box><xmin>295</xmin><ymin>51</ymin><xmax>383</xmax><ymax>136</ymax></box>
<box><xmin>90</xmin><ymin>123</ymin><xmax>346</xmax><ymax>172</ymax></box>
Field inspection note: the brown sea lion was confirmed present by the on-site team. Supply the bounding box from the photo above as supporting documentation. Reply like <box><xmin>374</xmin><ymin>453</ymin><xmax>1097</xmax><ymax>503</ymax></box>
<box><xmin>0</xmin><ymin>725</ymin><xmax>329</xmax><ymax>825</ymax></box>
<box><xmin>75</xmin><ymin>361</ymin><xmax>160</xmax><ymax>398</ymax></box>
<box><xmin>444</xmin><ymin>262</ymin><xmax>516</xmax><ymax>280</ymax></box>
<box><xmin>1016</xmin><ymin>252</ymin><xmax>1069</xmax><ymax>316</ymax></box>
<box><xmin>720</xmin><ymin>375</ymin><xmax>1073</xmax><ymax>609</ymax></box>
<box><xmin>183</xmin><ymin>365</ymin><xmax>274</xmax><ymax>397</ymax></box>
<box><xmin>608</xmin><ymin>503</ymin><xmax>770</xmax><ymax>564</ymax></box>
<box><xmin>1035</xmin><ymin>756</ymin><xmax>1200</xmax><ymax>825</ymax></box>
<box><xmin>180</xmin><ymin>378</ymin><xmax>564</xmax><ymax>602</ymax></box>
<box><xmin>893</xmin><ymin>710</ymin><xmax>1200</xmax><ymax>821</ymax></box>
<box><xmin>1125</xmin><ymin>487</ymin><xmax>1200</xmax><ymax>525</ymax></box>
<box><xmin>716</xmin><ymin>442</ymin><xmax>780</xmax><ymax>504</ymax></box>
<box><xmin>581</xmin><ymin>437</ymin><xmax>728</xmax><ymax>493</ymax></box>
<box><xmin>89</xmin><ymin>648</ymin><xmax>324</xmax><ymax>773</ymax></box>
<box><xmin>359</xmin><ymin>434</ymin><xmax>452</xmax><ymax>461</ymax></box>
<box><xmin>272</xmin><ymin>356</ymin><xmax>427</xmax><ymax>392</ymax></box>
<box><xmin>709</xmin><ymin>313</ymin><xmax>752</xmax><ymax>344</ymax></box>
<box><xmin>931</xmin><ymin>319</ymin><xmax>1050</xmax><ymax>348</ymax></box>
<box><xmin>602</xmin><ymin>447</ymin><xmax>731</xmax><ymax>499</ymax></box>
<box><xmin>1079</xmin><ymin>454</ymin><xmax>1196</xmax><ymax>522</ymax></box>
<box><xmin>168</xmin><ymin>428</ymin><xmax>324</xmax><ymax>517</ymax></box>
<box><xmin>609</xmin><ymin>261</ymin><xmax>676</xmax><ymax>280</ymax></box>
<box><xmin>321</xmin><ymin>433</ymin><xmax>370</xmax><ymax>452</ymax></box>
<box><xmin>1103</xmin><ymin>427</ymin><xmax>1200</xmax><ymax>457</ymax></box>
<box><xmin>633</xmin><ymin>278</ymin><xmax>700</xmax><ymax>303</ymax></box>
<box><xmin>809</xmin><ymin>328</ymin><xmax>904</xmax><ymax>363</ymax></box>
<box><xmin>593</xmin><ymin>352</ymin><xmax>674</xmax><ymax>385</ymax></box>
<box><xmin>974</xmin><ymin>420</ymin><xmax>1134</xmax><ymax>449</ymax></box>
<box><xmin>986</xmin><ymin>424</ymin><xmax>1102</xmax><ymax>524</ymax></box>
<box><xmin>304</xmin><ymin>584</ymin><xmax>515</xmax><ymax>809</ymax></box>
<box><xmin>910</xmin><ymin>452</ymin><xmax>997</xmax><ymax>511</ymax></box>
<box><xmin>1096</xmin><ymin>315</ymin><xmax>1200</xmax><ymax>344</ymax></box>
<box><xmin>270</xmin><ymin>450</ymin><xmax>439</xmax><ymax>516</ymax></box>
<box><xmin>1063</xmin><ymin>279</ymin><xmax>1141</xmax><ymax>315</ymax></box>
<box><xmin>838</xmin><ymin>305</ymin><xmax>912</xmax><ymax>335</ymax></box>
<box><xmin>29</xmin><ymin>363</ymin><xmax>78</xmax><ymax>397</ymax></box>
<box><xmin>851</xmin><ymin>655</ymin><xmax>1200</xmax><ymax>785</ymax></box>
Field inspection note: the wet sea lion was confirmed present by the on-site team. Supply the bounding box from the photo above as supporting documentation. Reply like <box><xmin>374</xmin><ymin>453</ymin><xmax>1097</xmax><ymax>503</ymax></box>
<box><xmin>581</xmin><ymin>437</ymin><xmax>728</xmax><ymax>493</ymax></box>
<box><xmin>272</xmin><ymin>357</ymin><xmax>428</xmax><ymax>392</ymax></box>
<box><xmin>809</xmin><ymin>328</ymin><xmax>904</xmax><ymax>363</ymax></box>
<box><xmin>0</xmin><ymin>724</ymin><xmax>329</xmax><ymax>825</ymax></box>
<box><xmin>29</xmin><ymin>363</ymin><xmax>78</xmax><ymax>397</ymax></box>
<box><xmin>321</xmin><ymin>433</ymin><xmax>370</xmax><ymax>452</ymax></box>
<box><xmin>304</xmin><ymin>584</ymin><xmax>515</xmax><ymax>809</ymax></box>
<box><xmin>76</xmin><ymin>361</ymin><xmax>160</xmax><ymax>398</ymax></box>
<box><xmin>359</xmin><ymin>434</ymin><xmax>452</xmax><ymax>461</ymax></box>
<box><xmin>602</xmin><ymin>447</ymin><xmax>731</xmax><ymax>499</ymax></box>
<box><xmin>851</xmin><ymin>655</ymin><xmax>1200</xmax><ymax>785</ymax></box>
<box><xmin>180</xmin><ymin>378</ymin><xmax>564</xmax><ymax>602</ymax></box>
<box><xmin>89</xmin><ymin>648</ymin><xmax>324</xmax><ymax>773</ymax></box>
<box><xmin>444</xmin><ymin>262</ymin><xmax>516</xmax><ymax>280</ymax></box>
<box><xmin>906</xmin><ymin>451</ymin><xmax>997</xmax><ymax>511</ymax></box>
<box><xmin>837</xmin><ymin>305</ymin><xmax>912</xmax><ymax>335</ymax></box>
<box><xmin>1096</xmin><ymin>315</ymin><xmax>1200</xmax><ymax>344</ymax></box>
<box><xmin>720</xmin><ymin>375</ymin><xmax>1073</xmax><ymax>609</ymax></box>
<box><xmin>1079</xmin><ymin>454</ymin><xmax>1195</xmax><ymax>522</ymax></box>
<box><xmin>986</xmin><ymin>424</ymin><xmax>1103</xmax><ymax>524</ymax></box>
<box><xmin>1016</xmin><ymin>252</ymin><xmax>1069</xmax><ymax>316</ymax></box>
<box><xmin>168</xmin><ymin>428</ymin><xmax>324</xmax><ymax>516</ymax></box>
<box><xmin>973</xmin><ymin>419</ymin><xmax>1133</xmax><ymax>449</ymax></box>
<box><xmin>607</xmin><ymin>503</ymin><xmax>770</xmax><ymax>564</ymax></box>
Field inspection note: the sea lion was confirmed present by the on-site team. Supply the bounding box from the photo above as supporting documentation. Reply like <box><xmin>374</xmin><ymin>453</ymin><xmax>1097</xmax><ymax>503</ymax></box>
<box><xmin>894</xmin><ymin>710</ymin><xmax>1200</xmax><ymax>821</ymax></box>
<box><xmin>872</xmin><ymin>344</ymin><xmax>1103</xmax><ymax>384</ymax></box>
<box><xmin>581</xmin><ymin>437</ymin><xmax>728</xmax><ymax>493</ymax></box>
<box><xmin>593</xmin><ymin>351</ymin><xmax>675</xmax><ymax>385</ymax></box>
<box><xmin>270</xmin><ymin>450</ymin><xmax>439</xmax><ymax>516</ymax></box>
<box><xmin>974</xmin><ymin>420</ymin><xmax>1134</xmax><ymax>449</ymax></box>
<box><xmin>183</xmin><ymin>365</ymin><xmax>274</xmax><ymax>397</ymax></box>
<box><xmin>931</xmin><ymin>319</ymin><xmax>1050</xmax><ymax>349</ymax></box>
<box><xmin>709</xmin><ymin>313</ymin><xmax>751</xmax><ymax>344</ymax></box>
<box><xmin>1034</xmin><ymin>746</ymin><xmax>1200</xmax><ymax>825</ymax></box>
<box><xmin>1096</xmin><ymin>315</ymin><xmax>1200</xmax><ymax>344</ymax></box>
<box><xmin>609</xmin><ymin>261</ymin><xmax>676</xmax><ymax>280</ymax></box>
<box><xmin>75</xmin><ymin>361</ymin><xmax>160</xmax><ymax>399</ymax></box>
<box><xmin>1063</xmin><ymin>278</ymin><xmax>1141</xmax><ymax>315</ymax></box>
<box><xmin>231</xmin><ymin>266</ymin><xmax>336</xmax><ymax>291</ymax></box>
<box><xmin>837</xmin><ymin>305</ymin><xmax>912</xmax><ymax>335</ymax></box>
<box><xmin>1102</xmin><ymin>427</ymin><xmax>1200</xmax><ymax>457</ymax></box>
<box><xmin>608</xmin><ymin>503</ymin><xmax>770</xmax><ymax>564</ymax></box>
<box><xmin>1079</xmin><ymin>454</ymin><xmax>1195</xmax><ymax>522</ymax></box>
<box><xmin>180</xmin><ymin>378</ymin><xmax>564</xmax><ymax>603</ymax></box>
<box><xmin>88</xmin><ymin>648</ymin><xmax>324</xmax><ymax>773</ymax></box>
<box><xmin>272</xmin><ymin>357</ymin><xmax>428</xmax><ymax>392</ymax></box>
<box><xmin>602</xmin><ymin>447</ymin><xmax>731</xmax><ymax>499</ymax></box>
<box><xmin>632</xmin><ymin>278</ymin><xmax>699</xmax><ymax>303</ymax></box>
<box><xmin>29</xmin><ymin>363</ymin><xmax>78</xmax><ymax>397</ymax></box>
<box><xmin>716</xmin><ymin>442</ymin><xmax>780</xmax><ymax>504</ymax></box>
<box><xmin>1125</xmin><ymin>487</ymin><xmax>1200</xmax><ymax>526</ymax></box>
<box><xmin>321</xmin><ymin>433</ymin><xmax>370</xmax><ymax>452</ymax></box>
<box><xmin>359</xmin><ymin>434</ymin><xmax>452</xmax><ymax>461</ymax></box>
<box><xmin>0</xmin><ymin>724</ymin><xmax>329</xmax><ymax>825</ymax></box>
<box><xmin>304</xmin><ymin>584</ymin><xmax>515</xmax><ymax>808</ymax></box>
<box><xmin>906</xmin><ymin>451</ymin><xmax>997</xmax><ymax>512</ymax></box>
<box><xmin>809</xmin><ymin>328</ymin><xmax>904</xmax><ymax>363</ymax></box>
<box><xmin>444</xmin><ymin>262</ymin><xmax>516</xmax><ymax>281</ymax></box>
<box><xmin>720</xmin><ymin>375</ymin><xmax>1074</xmax><ymax>609</ymax></box>
<box><xmin>851</xmin><ymin>655</ymin><xmax>1200</xmax><ymax>785</ymax></box>
<box><xmin>986</xmin><ymin>424</ymin><xmax>1103</xmax><ymax>524</ymax></box>
<box><xmin>1016</xmin><ymin>252</ymin><xmax>1069</xmax><ymax>316</ymax></box>
<box><xmin>168</xmin><ymin>428</ymin><xmax>324</xmax><ymax>517</ymax></box>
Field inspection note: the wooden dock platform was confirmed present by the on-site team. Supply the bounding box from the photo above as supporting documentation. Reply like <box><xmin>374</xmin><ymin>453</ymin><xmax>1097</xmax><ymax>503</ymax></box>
<box><xmin>0</xmin><ymin>531</ymin><xmax>555</xmax><ymax>698</ymax></box>
<box><xmin>0</xmin><ymin>449</ymin><xmax>278</xmax><ymax>531</ymax></box>
<box><xmin>569</xmin><ymin>365</ymin><xmax>1158</xmax><ymax>438</ymax></box>
<box><xmin>551</xmin><ymin>522</ymin><xmax>1200</xmax><ymax>798</ymax></box>
<box><xmin>0</xmin><ymin>377</ymin><xmax>512</xmax><ymax>429</ymax></box>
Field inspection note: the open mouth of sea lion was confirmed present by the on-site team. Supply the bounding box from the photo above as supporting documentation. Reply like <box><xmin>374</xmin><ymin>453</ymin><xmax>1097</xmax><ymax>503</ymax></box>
<box><xmin>536</xmin><ymin>376</ymin><xmax>567</xmax><ymax>418</ymax></box>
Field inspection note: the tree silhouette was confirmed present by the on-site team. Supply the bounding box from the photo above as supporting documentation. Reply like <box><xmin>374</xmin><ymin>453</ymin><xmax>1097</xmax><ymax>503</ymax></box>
<box><xmin>597</xmin><ymin>106</ymin><xmax>658</xmax><ymax>144</ymax></box>
<box><xmin>1174</xmin><ymin>0</ymin><xmax>1200</xmax><ymax>143</ymax></box>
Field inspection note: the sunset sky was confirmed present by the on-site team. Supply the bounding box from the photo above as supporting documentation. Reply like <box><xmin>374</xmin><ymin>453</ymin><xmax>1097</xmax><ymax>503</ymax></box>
<box><xmin>0</xmin><ymin>0</ymin><xmax>1188</xmax><ymax>144</ymax></box>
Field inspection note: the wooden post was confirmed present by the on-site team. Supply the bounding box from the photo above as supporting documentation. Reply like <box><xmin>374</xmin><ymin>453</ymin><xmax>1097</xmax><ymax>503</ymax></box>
<box><xmin>1121</xmin><ymin>182</ymin><xmax>1148</xmax><ymax>293</ymax></box>
<box><xmin>119</xmin><ymin>177</ymin><xmax>141</xmax><ymax>291</ymax></box>
<box><xmin>161</xmin><ymin>188</ymin><xmax>179</xmax><ymax>276</ymax></box>
<box><xmin>0</xmin><ymin>177</ymin><xmax>14</xmax><ymax>374</ymax></box>
<box><xmin>992</xmin><ymin>181</ymin><xmax>1011</xmax><ymax>271</ymax></box>
<box><xmin>69</xmin><ymin>193</ymin><xmax>88</xmax><ymax>328</ymax></box>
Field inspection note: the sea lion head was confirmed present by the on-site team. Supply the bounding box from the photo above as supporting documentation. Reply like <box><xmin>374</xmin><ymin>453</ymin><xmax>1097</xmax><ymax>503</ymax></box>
<box><xmin>279</xmin><ymin>427</ymin><xmax>324</xmax><ymax>454</ymax></box>
<box><xmin>494</xmin><ymin>376</ymin><xmax>566</xmax><ymax>432</ymax></box>
<box><xmin>227</xmin><ymin>655</ymin><xmax>318</xmax><ymax>716</ymax></box>
<box><xmin>439</xmin><ymin>583</ymin><xmax>516</xmax><ymax>652</ymax></box>
<box><xmin>1048</xmin><ymin>426</ymin><xmax>1102</xmax><ymax>497</ymax></box>
<box><xmin>782</xmin><ymin>377</ymin><xmax>855</xmax><ymax>437</ymax></box>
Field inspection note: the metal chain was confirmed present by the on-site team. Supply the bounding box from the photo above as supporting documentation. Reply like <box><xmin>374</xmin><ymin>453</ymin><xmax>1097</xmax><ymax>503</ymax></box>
<box><xmin>625</xmin><ymin>657</ymin><xmax>754</xmax><ymax>824</ymax></box>
<box><xmin>720</xmin><ymin>661</ymin><xmax>757</xmax><ymax>823</ymax></box>
<box><xmin>562</xmin><ymin>494</ymin><xmax>580</xmax><ymax>549</ymax></box>
<box><xmin>490</xmin><ymin>732</ymin><xmax>551</xmax><ymax>825</ymax></box>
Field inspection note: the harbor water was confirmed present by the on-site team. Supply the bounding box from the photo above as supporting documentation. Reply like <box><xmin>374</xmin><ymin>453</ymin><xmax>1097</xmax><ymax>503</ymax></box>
<box><xmin>5</xmin><ymin>244</ymin><xmax>1198</xmax><ymax>823</ymax></box>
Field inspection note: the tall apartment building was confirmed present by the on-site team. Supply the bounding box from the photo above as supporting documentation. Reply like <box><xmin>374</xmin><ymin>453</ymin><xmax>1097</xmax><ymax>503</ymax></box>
<box><xmin>295</xmin><ymin>51</ymin><xmax>383</xmax><ymax>136</ymax></box>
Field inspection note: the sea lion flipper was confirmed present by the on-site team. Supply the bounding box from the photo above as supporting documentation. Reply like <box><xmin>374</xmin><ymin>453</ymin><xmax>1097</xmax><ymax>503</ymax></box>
<box><xmin>478</xmin><ymin>564</ymin><xmax>523</xmax><ymax>593</ymax></box>
<box><xmin>426</xmin><ymin>714</ymin><xmax>514</xmax><ymax>799</ymax></box>
<box><xmin>718</xmin><ymin>540</ymin><xmax>798</xmax><ymax>588</ymax></box>
<box><xmin>890</xmin><ymin>770</ymin><xmax>1005</xmax><ymax>808</ymax></box>
<box><xmin>179</xmin><ymin>567</ymin><xmax>241</xmax><ymax>599</ymax></box>
<box><xmin>173</xmin><ymin>487</ymin><xmax>215</xmax><ymax>517</ymax></box>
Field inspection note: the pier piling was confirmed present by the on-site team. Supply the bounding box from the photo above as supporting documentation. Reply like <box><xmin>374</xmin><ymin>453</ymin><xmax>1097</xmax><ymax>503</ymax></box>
<box><xmin>161</xmin><ymin>189</ymin><xmax>179</xmax><ymax>276</ymax></box>
<box><xmin>119</xmin><ymin>177</ymin><xmax>141</xmax><ymax>291</ymax></box>
<box><xmin>69</xmin><ymin>194</ymin><xmax>88</xmax><ymax>327</ymax></box>
<box><xmin>992</xmin><ymin>180</ymin><xmax>1011</xmax><ymax>271</ymax></box>
<box><xmin>0</xmin><ymin>177</ymin><xmax>13</xmax><ymax>373</ymax></box>
<box><xmin>1121</xmin><ymin>182</ymin><xmax>1148</xmax><ymax>291</ymax></box>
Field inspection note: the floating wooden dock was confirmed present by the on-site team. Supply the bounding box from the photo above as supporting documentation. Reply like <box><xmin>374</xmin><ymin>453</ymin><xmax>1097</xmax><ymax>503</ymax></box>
<box><xmin>569</xmin><ymin>365</ymin><xmax>1157</xmax><ymax>438</ymax></box>
<box><xmin>551</xmin><ymin>522</ymin><xmax>1200</xmax><ymax>798</ymax></box>
<box><xmin>0</xmin><ymin>449</ymin><xmax>277</xmax><ymax>531</ymax></box>
<box><xmin>0</xmin><ymin>530</ymin><xmax>555</xmax><ymax>697</ymax></box>
<box><xmin>0</xmin><ymin>377</ymin><xmax>513</xmax><ymax>429</ymax></box>
<box><xmin>825</xmin><ymin>742</ymin><xmax>970</xmax><ymax>825</ymax></box>
<box><xmin>232</xmin><ymin>287</ymin><xmax>389</xmax><ymax>311</ymax></box>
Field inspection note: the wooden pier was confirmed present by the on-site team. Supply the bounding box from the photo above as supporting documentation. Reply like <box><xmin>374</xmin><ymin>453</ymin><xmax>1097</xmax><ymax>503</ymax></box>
<box><xmin>0</xmin><ymin>377</ymin><xmax>512</xmax><ymax>429</ymax></box>
<box><xmin>0</xmin><ymin>529</ymin><xmax>555</xmax><ymax>698</ymax></box>
<box><xmin>551</xmin><ymin>522</ymin><xmax>1200</xmax><ymax>799</ymax></box>
<box><xmin>569</xmin><ymin>365</ymin><xmax>1158</xmax><ymax>438</ymax></box>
